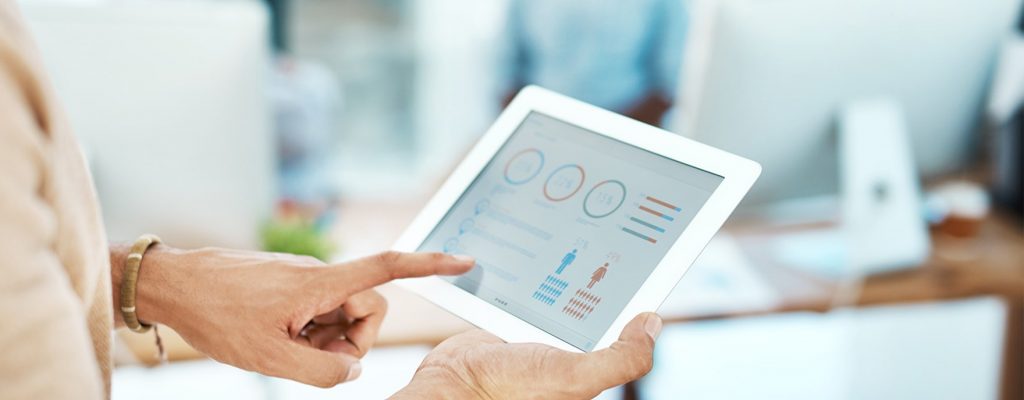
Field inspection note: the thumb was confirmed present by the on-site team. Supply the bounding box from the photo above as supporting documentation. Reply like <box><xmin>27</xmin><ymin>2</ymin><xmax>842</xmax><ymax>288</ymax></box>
<box><xmin>571</xmin><ymin>312</ymin><xmax>661</xmax><ymax>389</ymax></box>
<box><xmin>266</xmin><ymin>340</ymin><xmax>363</xmax><ymax>388</ymax></box>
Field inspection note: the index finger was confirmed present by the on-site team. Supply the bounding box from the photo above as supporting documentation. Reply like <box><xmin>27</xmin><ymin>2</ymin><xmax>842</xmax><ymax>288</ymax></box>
<box><xmin>332</xmin><ymin>251</ymin><xmax>475</xmax><ymax>294</ymax></box>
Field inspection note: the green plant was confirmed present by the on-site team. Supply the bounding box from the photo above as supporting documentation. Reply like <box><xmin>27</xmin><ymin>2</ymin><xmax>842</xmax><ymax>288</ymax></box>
<box><xmin>261</xmin><ymin>219</ymin><xmax>336</xmax><ymax>261</ymax></box>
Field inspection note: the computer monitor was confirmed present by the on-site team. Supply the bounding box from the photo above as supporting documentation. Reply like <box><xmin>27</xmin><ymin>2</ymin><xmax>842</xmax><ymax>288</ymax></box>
<box><xmin>674</xmin><ymin>0</ymin><xmax>1021</xmax><ymax>274</ymax></box>
<box><xmin>675</xmin><ymin>0</ymin><xmax>1022</xmax><ymax>206</ymax></box>
<box><xmin>24</xmin><ymin>1</ymin><xmax>276</xmax><ymax>249</ymax></box>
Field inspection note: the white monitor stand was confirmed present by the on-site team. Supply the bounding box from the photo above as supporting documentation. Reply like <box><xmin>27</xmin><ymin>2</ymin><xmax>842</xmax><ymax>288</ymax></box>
<box><xmin>748</xmin><ymin>99</ymin><xmax>932</xmax><ymax>280</ymax></box>
<box><xmin>838</xmin><ymin>98</ymin><xmax>931</xmax><ymax>276</ymax></box>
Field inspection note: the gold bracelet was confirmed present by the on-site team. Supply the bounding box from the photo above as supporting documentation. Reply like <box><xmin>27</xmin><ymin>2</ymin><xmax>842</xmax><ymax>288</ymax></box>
<box><xmin>120</xmin><ymin>234</ymin><xmax>161</xmax><ymax>333</ymax></box>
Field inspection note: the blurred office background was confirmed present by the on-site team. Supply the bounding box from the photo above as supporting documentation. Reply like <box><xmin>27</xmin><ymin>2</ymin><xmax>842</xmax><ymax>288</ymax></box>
<box><xmin>17</xmin><ymin>0</ymin><xmax>1024</xmax><ymax>398</ymax></box>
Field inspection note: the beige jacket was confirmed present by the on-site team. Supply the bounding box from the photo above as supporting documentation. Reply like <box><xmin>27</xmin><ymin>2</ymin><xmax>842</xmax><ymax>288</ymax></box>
<box><xmin>0</xmin><ymin>2</ymin><xmax>113</xmax><ymax>398</ymax></box>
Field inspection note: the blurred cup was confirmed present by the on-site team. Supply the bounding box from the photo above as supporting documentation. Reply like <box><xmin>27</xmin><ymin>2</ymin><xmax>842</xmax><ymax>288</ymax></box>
<box><xmin>926</xmin><ymin>181</ymin><xmax>991</xmax><ymax>237</ymax></box>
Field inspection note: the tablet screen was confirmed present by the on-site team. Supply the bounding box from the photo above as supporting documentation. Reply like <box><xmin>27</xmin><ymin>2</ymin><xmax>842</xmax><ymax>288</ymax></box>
<box><xmin>418</xmin><ymin>112</ymin><xmax>723</xmax><ymax>350</ymax></box>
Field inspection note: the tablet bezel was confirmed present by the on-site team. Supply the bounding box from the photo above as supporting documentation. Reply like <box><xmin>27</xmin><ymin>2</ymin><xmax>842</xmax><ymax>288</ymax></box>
<box><xmin>394</xmin><ymin>86</ymin><xmax>760</xmax><ymax>352</ymax></box>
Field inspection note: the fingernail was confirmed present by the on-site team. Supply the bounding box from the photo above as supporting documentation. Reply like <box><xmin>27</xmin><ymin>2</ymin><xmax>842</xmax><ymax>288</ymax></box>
<box><xmin>452</xmin><ymin>254</ymin><xmax>475</xmax><ymax>264</ymax></box>
<box><xmin>345</xmin><ymin>362</ymin><xmax>362</xmax><ymax>382</ymax></box>
<box><xmin>644</xmin><ymin>315</ymin><xmax>663</xmax><ymax>340</ymax></box>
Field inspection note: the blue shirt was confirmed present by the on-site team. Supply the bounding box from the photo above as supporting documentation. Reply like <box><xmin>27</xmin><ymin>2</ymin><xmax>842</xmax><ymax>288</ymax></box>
<box><xmin>501</xmin><ymin>0</ymin><xmax>688</xmax><ymax>111</ymax></box>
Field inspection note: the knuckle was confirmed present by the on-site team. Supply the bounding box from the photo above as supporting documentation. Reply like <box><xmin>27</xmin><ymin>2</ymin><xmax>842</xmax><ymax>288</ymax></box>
<box><xmin>428</xmin><ymin>252</ymin><xmax>447</xmax><ymax>263</ymax></box>
<box><xmin>374</xmin><ymin>291</ymin><xmax>389</xmax><ymax>312</ymax></box>
<box><xmin>375</xmin><ymin>251</ymin><xmax>402</xmax><ymax>266</ymax></box>
<box><xmin>628</xmin><ymin>352</ymin><xmax>654</xmax><ymax>378</ymax></box>
<box><xmin>641</xmin><ymin>354</ymin><xmax>654</xmax><ymax>376</ymax></box>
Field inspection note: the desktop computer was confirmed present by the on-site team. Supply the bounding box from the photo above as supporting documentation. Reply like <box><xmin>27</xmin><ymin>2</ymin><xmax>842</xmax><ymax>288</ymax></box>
<box><xmin>675</xmin><ymin>0</ymin><xmax>1022</xmax><ymax>274</ymax></box>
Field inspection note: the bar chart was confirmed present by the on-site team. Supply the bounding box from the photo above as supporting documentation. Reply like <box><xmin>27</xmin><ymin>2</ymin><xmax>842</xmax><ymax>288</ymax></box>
<box><xmin>621</xmin><ymin>195</ymin><xmax>681</xmax><ymax>244</ymax></box>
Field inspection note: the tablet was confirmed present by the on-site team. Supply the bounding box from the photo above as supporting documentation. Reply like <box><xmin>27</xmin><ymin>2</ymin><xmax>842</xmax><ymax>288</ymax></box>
<box><xmin>394</xmin><ymin>86</ymin><xmax>760</xmax><ymax>352</ymax></box>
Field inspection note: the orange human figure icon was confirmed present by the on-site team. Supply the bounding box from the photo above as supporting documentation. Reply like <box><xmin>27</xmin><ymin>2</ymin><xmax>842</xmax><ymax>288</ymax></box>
<box><xmin>587</xmin><ymin>262</ymin><xmax>609</xmax><ymax>289</ymax></box>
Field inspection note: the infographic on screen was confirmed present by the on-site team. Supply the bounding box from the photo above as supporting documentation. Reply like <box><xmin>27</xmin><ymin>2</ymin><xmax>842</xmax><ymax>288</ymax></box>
<box><xmin>419</xmin><ymin>112</ymin><xmax>723</xmax><ymax>350</ymax></box>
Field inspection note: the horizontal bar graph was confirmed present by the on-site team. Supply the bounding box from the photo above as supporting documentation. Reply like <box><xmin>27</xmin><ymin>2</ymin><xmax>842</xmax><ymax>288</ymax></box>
<box><xmin>646</xmin><ymin>196</ymin><xmax>681</xmax><ymax>211</ymax></box>
<box><xmin>629</xmin><ymin>217</ymin><xmax>665</xmax><ymax>233</ymax></box>
<box><xmin>639</xmin><ymin>205</ymin><xmax>675</xmax><ymax>221</ymax></box>
<box><xmin>621</xmin><ymin>227</ymin><xmax>657</xmax><ymax>243</ymax></box>
<box><xmin>622</xmin><ymin>194</ymin><xmax>682</xmax><ymax>244</ymax></box>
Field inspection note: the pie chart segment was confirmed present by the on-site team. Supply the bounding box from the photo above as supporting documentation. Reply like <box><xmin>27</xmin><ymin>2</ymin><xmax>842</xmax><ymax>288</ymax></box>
<box><xmin>584</xmin><ymin>180</ymin><xmax>627</xmax><ymax>218</ymax></box>
<box><xmin>544</xmin><ymin>164</ymin><xmax>586</xmax><ymax>202</ymax></box>
<box><xmin>504</xmin><ymin>148</ymin><xmax>545</xmax><ymax>185</ymax></box>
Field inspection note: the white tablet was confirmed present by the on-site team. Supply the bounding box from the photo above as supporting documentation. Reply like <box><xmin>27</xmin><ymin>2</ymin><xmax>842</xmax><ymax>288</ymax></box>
<box><xmin>394</xmin><ymin>86</ymin><xmax>760</xmax><ymax>352</ymax></box>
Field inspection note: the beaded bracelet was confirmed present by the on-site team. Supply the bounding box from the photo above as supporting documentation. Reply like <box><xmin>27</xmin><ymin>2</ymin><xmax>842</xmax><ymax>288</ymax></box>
<box><xmin>119</xmin><ymin>234</ymin><xmax>166</xmax><ymax>362</ymax></box>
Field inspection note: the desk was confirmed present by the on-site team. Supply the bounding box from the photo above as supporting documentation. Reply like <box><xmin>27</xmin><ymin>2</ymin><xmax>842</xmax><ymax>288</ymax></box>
<box><xmin>121</xmin><ymin>197</ymin><xmax>1024</xmax><ymax>399</ymax></box>
<box><xmin>729</xmin><ymin>214</ymin><xmax>1024</xmax><ymax>400</ymax></box>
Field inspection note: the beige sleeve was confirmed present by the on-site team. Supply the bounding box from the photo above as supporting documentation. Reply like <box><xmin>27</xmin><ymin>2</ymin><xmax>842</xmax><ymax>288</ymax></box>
<box><xmin>0</xmin><ymin>33</ymin><xmax>105</xmax><ymax>400</ymax></box>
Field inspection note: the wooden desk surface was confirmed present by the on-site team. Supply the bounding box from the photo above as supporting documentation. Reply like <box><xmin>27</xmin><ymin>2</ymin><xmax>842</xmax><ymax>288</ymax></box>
<box><xmin>722</xmin><ymin>214</ymin><xmax>1024</xmax><ymax>316</ymax></box>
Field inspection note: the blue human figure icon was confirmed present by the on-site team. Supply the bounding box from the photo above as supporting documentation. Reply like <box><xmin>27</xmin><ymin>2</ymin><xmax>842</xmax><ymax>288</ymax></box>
<box><xmin>555</xmin><ymin>249</ymin><xmax>577</xmax><ymax>274</ymax></box>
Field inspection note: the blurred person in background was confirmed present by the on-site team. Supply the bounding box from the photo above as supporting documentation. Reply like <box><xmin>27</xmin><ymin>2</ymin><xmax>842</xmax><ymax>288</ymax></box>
<box><xmin>0</xmin><ymin>2</ymin><xmax>660</xmax><ymax>398</ymax></box>
<box><xmin>500</xmin><ymin>0</ymin><xmax>688</xmax><ymax>127</ymax></box>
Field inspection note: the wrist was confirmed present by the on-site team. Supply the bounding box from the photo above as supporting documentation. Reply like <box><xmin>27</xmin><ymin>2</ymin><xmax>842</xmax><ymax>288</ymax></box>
<box><xmin>133</xmin><ymin>244</ymin><xmax>181</xmax><ymax>326</ymax></box>
<box><xmin>111</xmin><ymin>242</ymin><xmax>185</xmax><ymax>329</ymax></box>
<box><xmin>391</xmin><ymin>368</ymin><xmax>486</xmax><ymax>400</ymax></box>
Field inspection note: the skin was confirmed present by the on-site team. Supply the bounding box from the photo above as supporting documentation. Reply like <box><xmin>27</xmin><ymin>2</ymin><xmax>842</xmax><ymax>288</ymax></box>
<box><xmin>109</xmin><ymin>246</ymin><xmax>474</xmax><ymax>387</ymax></box>
<box><xmin>392</xmin><ymin>312</ymin><xmax>662</xmax><ymax>399</ymax></box>
<box><xmin>109</xmin><ymin>245</ymin><xmax>661</xmax><ymax>395</ymax></box>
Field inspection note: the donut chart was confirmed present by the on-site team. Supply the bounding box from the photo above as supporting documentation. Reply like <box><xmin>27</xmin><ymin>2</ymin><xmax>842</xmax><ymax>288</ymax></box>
<box><xmin>583</xmin><ymin>180</ymin><xmax>627</xmax><ymax>218</ymax></box>
<box><xmin>503</xmin><ymin>148</ymin><xmax>545</xmax><ymax>185</ymax></box>
<box><xmin>543</xmin><ymin>164</ymin><xmax>586</xmax><ymax>202</ymax></box>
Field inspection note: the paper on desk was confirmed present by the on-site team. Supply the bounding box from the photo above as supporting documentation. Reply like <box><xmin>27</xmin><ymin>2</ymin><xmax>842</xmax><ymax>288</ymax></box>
<box><xmin>658</xmin><ymin>233</ymin><xmax>780</xmax><ymax>317</ymax></box>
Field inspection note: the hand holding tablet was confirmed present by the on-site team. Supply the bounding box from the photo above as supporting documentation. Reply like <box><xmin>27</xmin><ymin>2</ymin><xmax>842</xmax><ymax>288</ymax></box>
<box><xmin>393</xmin><ymin>312</ymin><xmax>662</xmax><ymax>399</ymax></box>
<box><xmin>396</xmin><ymin>86</ymin><xmax>760</xmax><ymax>352</ymax></box>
